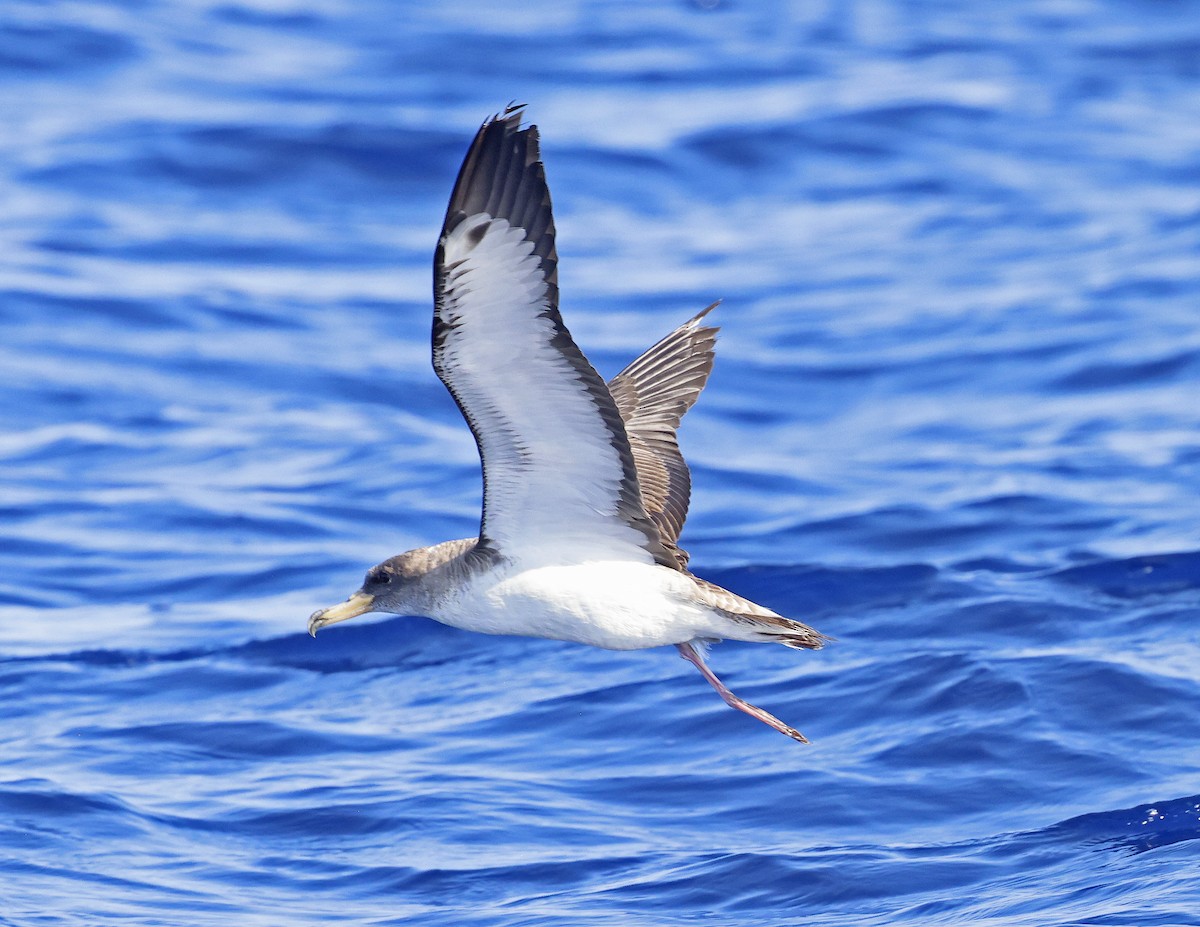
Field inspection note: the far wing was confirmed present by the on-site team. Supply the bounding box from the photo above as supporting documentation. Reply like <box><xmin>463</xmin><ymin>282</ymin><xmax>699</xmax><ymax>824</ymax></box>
<box><xmin>607</xmin><ymin>304</ymin><xmax>718</xmax><ymax>565</ymax></box>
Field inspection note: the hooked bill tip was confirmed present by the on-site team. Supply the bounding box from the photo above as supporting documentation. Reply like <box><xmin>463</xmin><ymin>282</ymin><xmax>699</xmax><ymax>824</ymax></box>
<box><xmin>305</xmin><ymin>592</ymin><xmax>376</xmax><ymax>638</ymax></box>
<box><xmin>307</xmin><ymin>609</ymin><xmax>325</xmax><ymax>638</ymax></box>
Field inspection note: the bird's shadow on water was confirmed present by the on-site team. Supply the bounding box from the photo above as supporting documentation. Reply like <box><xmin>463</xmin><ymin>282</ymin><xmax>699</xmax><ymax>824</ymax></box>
<box><xmin>232</xmin><ymin>617</ymin><xmax>457</xmax><ymax>672</ymax></box>
<box><xmin>8</xmin><ymin>615</ymin><xmax>458</xmax><ymax>675</ymax></box>
<box><xmin>1049</xmin><ymin>550</ymin><xmax>1200</xmax><ymax>600</ymax></box>
<box><xmin>1057</xmin><ymin>794</ymin><xmax>1200</xmax><ymax>856</ymax></box>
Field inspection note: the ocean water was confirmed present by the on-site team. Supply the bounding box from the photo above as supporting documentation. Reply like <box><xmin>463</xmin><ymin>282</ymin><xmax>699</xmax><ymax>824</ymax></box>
<box><xmin>3</xmin><ymin>1</ymin><xmax>1200</xmax><ymax>924</ymax></box>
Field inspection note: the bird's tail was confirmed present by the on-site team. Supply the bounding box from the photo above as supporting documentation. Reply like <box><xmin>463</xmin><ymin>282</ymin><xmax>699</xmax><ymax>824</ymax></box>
<box><xmin>751</xmin><ymin>614</ymin><xmax>831</xmax><ymax>650</ymax></box>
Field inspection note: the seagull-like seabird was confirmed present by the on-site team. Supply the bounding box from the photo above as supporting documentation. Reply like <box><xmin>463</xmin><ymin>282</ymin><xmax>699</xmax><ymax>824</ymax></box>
<box><xmin>308</xmin><ymin>105</ymin><xmax>827</xmax><ymax>742</ymax></box>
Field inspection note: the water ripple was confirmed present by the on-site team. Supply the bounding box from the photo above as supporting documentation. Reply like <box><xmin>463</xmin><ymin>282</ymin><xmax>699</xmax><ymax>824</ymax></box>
<box><xmin>3</xmin><ymin>0</ymin><xmax>1200</xmax><ymax>924</ymax></box>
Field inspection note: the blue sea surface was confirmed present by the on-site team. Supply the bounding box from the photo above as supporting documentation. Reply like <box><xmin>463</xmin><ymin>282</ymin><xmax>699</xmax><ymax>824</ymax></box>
<box><xmin>3</xmin><ymin>1</ymin><xmax>1200</xmax><ymax>924</ymax></box>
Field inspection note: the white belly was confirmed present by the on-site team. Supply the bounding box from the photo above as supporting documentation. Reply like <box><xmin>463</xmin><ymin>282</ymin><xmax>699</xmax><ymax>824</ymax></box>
<box><xmin>431</xmin><ymin>560</ymin><xmax>720</xmax><ymax>650</ymax></box>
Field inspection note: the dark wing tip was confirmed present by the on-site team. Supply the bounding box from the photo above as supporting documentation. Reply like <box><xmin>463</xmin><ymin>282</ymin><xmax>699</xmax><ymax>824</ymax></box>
<box><xmin>499</xmin><ymin>101</ymin><xmax>527</xmax><ymax>121</ymax></box>
<box><xmin>438</xmin><ymin>105</ymin><xmax>557</xmax><ymax>300</ymax></box>
<box><xmin>690</xmin><ymin>300</ymin><xmax>720</xmax><ymax>327</ymax></box>
<box><xmin>443</xmin><ymin>105</ymin><xmax>543</xmax><ymax>227</ymax></box>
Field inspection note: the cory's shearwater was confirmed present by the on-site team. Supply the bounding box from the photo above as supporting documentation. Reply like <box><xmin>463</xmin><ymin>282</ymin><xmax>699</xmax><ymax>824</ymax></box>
<box><xmin>308</xmin><ymin>105</ymin><xmax>827</xmax><ymax>742</ymax></box>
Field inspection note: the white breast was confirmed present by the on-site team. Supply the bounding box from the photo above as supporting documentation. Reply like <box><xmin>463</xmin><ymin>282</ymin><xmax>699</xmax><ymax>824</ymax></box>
<box><xmin>430</xmin><ymin>560</ymin><xmax>720</xmax><ymax>651</ymax></box>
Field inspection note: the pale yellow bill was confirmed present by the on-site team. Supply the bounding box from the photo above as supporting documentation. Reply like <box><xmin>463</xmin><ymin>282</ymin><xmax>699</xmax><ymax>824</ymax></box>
<box><xmin>308</xmin><ymin>591</ymin><xmax>376</xmax><ymax>637</ymax></box>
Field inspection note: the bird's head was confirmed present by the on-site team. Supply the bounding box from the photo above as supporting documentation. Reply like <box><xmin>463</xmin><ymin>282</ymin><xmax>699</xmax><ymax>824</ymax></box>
<box><xmin>307</xmin><ymin>554</ymin><xmax>420</xmax><ymax>637</ymax></box>
<box><xmin>307</xmin><ymin>538</ymin><xmax>479</xmax><ymax>637</ymax></box>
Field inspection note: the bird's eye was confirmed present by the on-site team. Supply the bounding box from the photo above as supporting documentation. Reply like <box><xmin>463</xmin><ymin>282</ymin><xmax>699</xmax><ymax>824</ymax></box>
<box><xmin>367</xmin><ymin>570</ymin><xmax>391</xmax><ymax>586</ymax></box>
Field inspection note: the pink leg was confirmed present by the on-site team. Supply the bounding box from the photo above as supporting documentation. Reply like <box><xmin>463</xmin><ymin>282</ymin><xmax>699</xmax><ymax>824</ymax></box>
<box><xmin>676</xmin><ymin>642</ymin><xmax>809</xmax><ymax>744</ymax></box>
